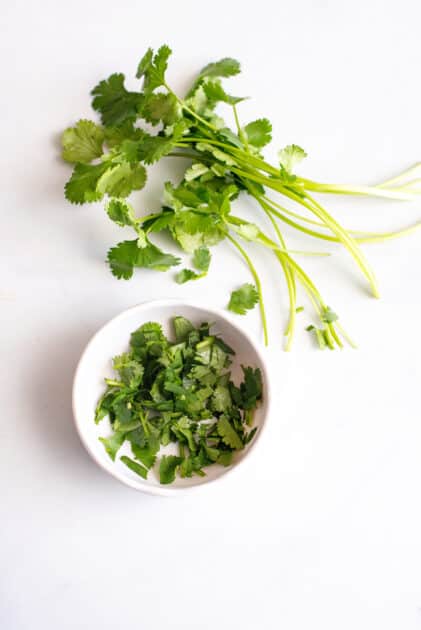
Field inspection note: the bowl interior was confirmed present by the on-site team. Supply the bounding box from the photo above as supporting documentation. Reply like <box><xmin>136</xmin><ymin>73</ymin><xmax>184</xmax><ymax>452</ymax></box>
<box><xmin>73</xmin><ymin>301</ymin><xmax>269</xmax><ymax>494</ymax></box>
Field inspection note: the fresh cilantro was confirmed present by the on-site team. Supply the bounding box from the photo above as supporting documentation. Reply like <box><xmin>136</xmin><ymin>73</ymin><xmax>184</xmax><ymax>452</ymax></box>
<box><xmin>93</xmin><ymin>317</ymin><xmax>261</xmax><ymax>484</ymax></box>
<box><xmin>99</xmin><ymin>431</ymin><xmax>126</xmax><ymax>461</ymax></box>
<box><xmin>107</xmin><ymin>239</ymin><xmax>180</xmax><ymax>279</ymax></box>
<box><xmin>217</xmin><ymin>416</ymin><xmax>243</xmax><ymax>449</ymax></box>
<box><xmin>243</xmin><ymin>119</ymin><xmax>272</xmax><ymax>149</ymax></box>
<box><xmin>278</xmin><ymin>144</ymin><xmax>307</xmax><ymax>174</ymax></box>
<box><xmin>120</xmin><ymin>455</ymin><xmax>148</xmax><ymax>479</ymax></box>
<box><xmin>62</xmin><ymin>46</ymin><xmax>367</xmax><ymax>351</ymax></box>
<box><xmin>91</xmin><ymin>73</ymin><xmax>143</xmax><ymax>126</ymax></box>
<box><xmin>159</xmin><ymin>455</ymin><xmax>182</xmax><ymax>484</ymax></box>
<box><xmin>61</xmin><ymin>119</ymin><xmax>104</xmax><ymax>164</ymax></box>
<box><xmin>228</xmin><ymin>283</ymin><xmax>259</xmax><ymax>315</ymax></box>
<box><xmin>193</xmin><ymin>246</ymin><xmax>211</xmax><ymax>272</ymax></box>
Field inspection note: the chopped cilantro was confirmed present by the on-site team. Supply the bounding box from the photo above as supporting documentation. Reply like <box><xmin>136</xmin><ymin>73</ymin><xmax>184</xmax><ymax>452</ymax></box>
<box><xmin>95</xmin><ymin>317</ymin><xmax>262</xmax><ymax>484</ymax></box>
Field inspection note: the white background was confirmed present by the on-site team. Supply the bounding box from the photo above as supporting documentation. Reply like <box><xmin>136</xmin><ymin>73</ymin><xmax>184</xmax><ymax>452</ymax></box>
<box><xmin>2</xmin><ymin>1</ymin><xmax>421</xmax><ymax>628</ymax></box>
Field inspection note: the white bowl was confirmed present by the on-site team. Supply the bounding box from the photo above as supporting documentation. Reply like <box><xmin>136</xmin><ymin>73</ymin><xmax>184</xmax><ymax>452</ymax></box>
<box><xmin>72</xmin><ymin>299</ymin><xmax>271</xmax><ymax>496</ymax></box>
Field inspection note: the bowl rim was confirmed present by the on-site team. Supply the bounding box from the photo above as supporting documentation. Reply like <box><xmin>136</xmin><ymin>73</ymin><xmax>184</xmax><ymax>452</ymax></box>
<box><xmin>72</xmin><ymin>298</ymin><xmax>272</xmax><ymax>496</ymax></box>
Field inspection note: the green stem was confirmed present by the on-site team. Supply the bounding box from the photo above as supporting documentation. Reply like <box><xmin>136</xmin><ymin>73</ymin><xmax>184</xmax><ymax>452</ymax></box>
<box><xmin>226</xmin><ymin>233</ymin><xmax>269</xmax><ymax>346</ymax></box>
<box><xmin>231</xmin><ymin>165</ymin><xmax>379</xmax><ymax>297</ymax></box>
<box><xmin>256</xmin><ymin>199</ymin><xmax>297</xmax><ymax>349</ymax></box>
<box><xmin>299</xmin><ymin>177</ymin><xmax>420</xmax><ymax>201</ymax></box>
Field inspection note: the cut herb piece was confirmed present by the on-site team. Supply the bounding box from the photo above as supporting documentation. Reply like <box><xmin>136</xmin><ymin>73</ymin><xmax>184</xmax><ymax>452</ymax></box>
<box><xmin>159</xmin><ymin>455</ymin><xmax>182</xmax><ymax>484</ymax></box>
<box><xmin>120</xmin><ymin>455</ymin><xmax>148</xmax><ymax>479</ymax></box>
<box><xmin>228</xmin><ymin>283</ymin><xmax>259</xmax><ymax>315</ymax></box>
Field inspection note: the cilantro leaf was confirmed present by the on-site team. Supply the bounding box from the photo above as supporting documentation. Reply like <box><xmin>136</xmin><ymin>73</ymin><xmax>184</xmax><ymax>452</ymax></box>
<box><xmin>120</xmin><ymin>455</ymin><xmax>148</xmax><ymax>479</ymax></box>
<box><xmin>173</xmin><ymin>316</ymin><xmax>195</xmax><ymax>343</ymax></box>
<box><xmin>159</xmin><ymin>455</ymin><xmax>182</xmax><ymax>484</ymax></box>
<box><xmin>91</xmin><ymin>73</ymin><xmax>143</xmax><ymax>126</ymax></box>
<box><xmin>243</xmin><ymin>118</ymin><xmax>272</xmax><ymax>149</ymax></box>
<box><xmin>228</xmin><ymin>283</ymin><xmax>259</xmax><ymax>315</ymax></box>
<box><xmin>184</xmin><ymin>163</ymin><xmax>209</xmax><ymax>182</ymax></box>
<box><xmin>202</xmin><ymin>79</ymin><xmax>244</xmax><ymax>106</ymax></box>
<box><xmin>64</xmin><ymin>162</ymin><xmax>108</xmax><ymax>204</ymax></box>
<box><xmin>231</xmin><ymin>223</ymin><xmax>261</xmax><ymax>242</ymax></box>
<box><xmin>104</xmin><ymin>122</ymin><xmax>146</xmax><ymax>148</ymax></box>
<box><xmin>142</xmin><ymin>92</ymin><xmax>180</xmax><ymax>126</ymax></box>
<box><xmin>99</xmin><ymin>431</ymin><xmax>126</xmax><ymax>461</ymax></box>
<box><xmin>212</xmin><ymin>385</ymin><xmax>231</xmax><ymax>412</ymax></box>
<box><xmin>240</xmin><ymin>366</ymin><xmax>263</xmax><ymax>409</ymax></box>
<box><xmin>112</xmin><ymin>352</ymin><xmax>144</xmax><ymax>388</ymax></box>
<box><xmin>278</xmin><ymin>144</ymin><xmax>307</xmax><ymax>174</ymax></box>
<box><xmin>136</xmin><ymin>48</ymin><xmax>153</xmax><ymax>80</ymax></box>
<box><xmin>106</xmin><ymin>198</ymin><xmax>137</xmax><ymax>227</ymax></box>
<box><xmin>175</xmin><ymin>269</ymin><xmax>203</xmax><ymax>284</ymax></box>
<box><xmin>139</xmin><ymin>45</ymin><xmax>172</xmax><ymax>92</ymax></box>
<box><xmin>61</xmin><ymin>119</ymin><xmax>104</xmax><ymax>164</ymax></box>
<box><xmin>217</xmin><ymin>416</ymin><xmax>243</xmax><ymax>449</ymax></box>
<box><xmin>197</xmin><ymin>58</ymin><xmax>241</xmax><ymax>82</ymax></box>
<box><xmin>321</xmin><ymin>306</ymin><xmax>339</xmax><ymax>324</ymax></box>
<box><xmin>193</xmin><ymin>246</ymin><xmax>211</xmax><ymax>272</ymax></box>
<box><xmin>130</xmin><ymin>437</ymin><xmax>160</xmax><ymax>469</ymax></box>
<box><xmin>107</xmin><ymin>239</ymin><xmax>180</xmax><ymax>279</ymax></box>
<box><xmin>96</xmin><ymin>162</ymin><xmax>147</xmax><ymax>198</ymax></box>
<box><xmin>217</xmin><ymin>451</ymin><xmax>233</xmax><ymax>466</ymax></box>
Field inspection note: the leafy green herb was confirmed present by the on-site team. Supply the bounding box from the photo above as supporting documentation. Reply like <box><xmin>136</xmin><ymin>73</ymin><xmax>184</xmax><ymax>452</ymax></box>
<box><xmin>62</xmin><ymin>46</ymin><xmax>421</xmax><ymax>350</ymax></box>
<box><xmin>120</xmin><ymin>455</ymin><xmax>148</xmax><ymax>479</ymax></box>
<box><xmin>95</xmin><ymin>317</ymin><xmax>262</xmax><ymax>484</ymax></box>
<box><xmin>228</xmin><ymin>283</ymin><xmax>259</xmax><ymax>315</ymax></box>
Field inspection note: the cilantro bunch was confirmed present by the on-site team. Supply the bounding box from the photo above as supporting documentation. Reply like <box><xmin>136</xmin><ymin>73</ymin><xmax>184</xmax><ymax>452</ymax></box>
<box><xmin>62</xmin><ymin>45</ymin><xmax>421</xmax><ymax>349</ymax></box>
<box><xmin>95</xmin><ymin>316</ymin><xmax>262</xmax><ymax>484</ymax></box>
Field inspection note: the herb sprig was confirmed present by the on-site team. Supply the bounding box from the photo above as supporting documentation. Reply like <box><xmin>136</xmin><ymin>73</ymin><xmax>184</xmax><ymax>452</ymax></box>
<box><xmin>62</xmin><ymin>45</ymin><xmax>421</xmax><ymax>349</ymax></box>
<box><xmin>95</xmin><ymin>316</ymin><xmax>262</xmax><ymax>484</ymax></box>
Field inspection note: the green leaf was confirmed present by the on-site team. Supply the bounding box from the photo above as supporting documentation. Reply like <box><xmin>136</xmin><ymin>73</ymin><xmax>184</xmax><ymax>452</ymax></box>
<box><xmin>173</xmin><ymin>316</ymin><xmax>195</xmax><ymax>343</ymax></box>
<box><xmin>193</xmin><ymin>246</ymin><xmax>211</xmax><ymax>272</ymax></box>
<box><xmin>120</xmin><ymin>455</ymin><xmax>148</xmax><ymax>479</ymax></box>
<box><xmin>217</xmin><ymin>451</ymin><xmax>233</xmax><ymax>466</ymax></box>
<box><xmin>104</xmin><ymin>122</ymin><xmax>146</xmax><ymax>148</ymax></box>
<box><xmin>141</xmin><ymin>45</ymin><xmax>172</xmax><ymax>92</ymax></box>
<box><xmin>240</xmin><ymin>366</ymin><xmax>263</xmax><ymax>409</ymax></box>
<box><xmin>142</xmin><ymin>92</ymin><xmax>181</xmax><ymax>126</ymax></box>
<box><xmin>278</xmin><ymin>144</ymin><xmax>307</xmax><ymax>174</ymax></box>
<box><xmin>197</xmin><ymin>58</ymin><xmax>241</xmax><ymax>82</ymax></box>
<box><xmin>64</xmin><ymin>162</ymin><xmax>107</xmax><ymax>204</ymax></box>
<box><xmin>107</xmin><ymin>239</ymin><xmax>180</xmax><ymax>280</ymax></box>
<box><xmin>231</xmin><ymin>223</ymin><xmax>260</xmax><ymax>242</ymax></box>
<box><xmin>217</xmin><ymin>416</ymin><xmax>243</xmax><ymax>450</ymax></box>
<box><xmin>136</xmin><ymin>48</ymin><xmax>153</xmax><ymax>79</ymax></box>
<box><xmin>130</xmin><ymin>437</ymin><xmax>160</xmax><ymax>469</ymax></box>
<box><xmin>228</xmin><ymin>284</ymin><xmax>259</xmax><ymax>315</ymax></box>
<box><xmin>184</xmin><ymin>163</ymin><xmax>209</xmax><ymax>182</ymax></box>
<box><xmin>94</xmin><ymin>391</ymin><xmax>116</xmax><ymax>424</ymax></box>
<box><xmin>96</xmin><ymin>162</ymin><xmax>147</xmax><ymax>198</ymax></box>
<box><xmin>112</xmin><ymin>352</ymin><xmax>144</xmax><ymax>388</ymax></box>
<box><xmin>175</xmin><ymin>269</ymin><xmax>204</xmax><ymax>284</ymax></box>
<box><xmin>106</xmin><ymin>198</ymin><xmax>136</xmax><ymax>227</ymax></box>
<box><xmin>99</xmin><ymin>431</ymin><xmax>126</xmax><ymax>461</ymax></box>
<box><xmin>159</xmin><ymin>455</ymin><xmax>182</xmax><ymax>484</ymax></box>
<box><xmin>61</xmin><ymin>119</ymin><xmax>104</xmax><ymax>164</ymax></box>
<box><xmin>202</xmin><ymin>79</ymin><xmax>244</xmax><ymax>106</ymax></box>
<box><xmin>321</xmin><ymin>306</ymin><xmax>339</xmax><ymax>324</ymax></box>
<box><xmin>243</xmin><ymin>118</ymin><xmax>272</xmax><ymax>149</ymax></box>
<box><xmin>212</xmin><ymin>385</ymin><xmax>231</xmax><ymax>412</ymax></box>
<box><xmin>91</xmin><ymin>73</ymin><xmax>143</xmax><ymax>126</ymax></box>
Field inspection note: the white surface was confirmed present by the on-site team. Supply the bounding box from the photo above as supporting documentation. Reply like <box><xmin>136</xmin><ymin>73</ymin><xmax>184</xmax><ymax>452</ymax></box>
<box><xmin>2</xmin><ymin>0</ymin><xmax>421</xmax><ymax>628</ymax></box>
<box><xmin>73</xmin><ymin>300</ymin><xmax>271</xmax><ymax>494</ymax></box>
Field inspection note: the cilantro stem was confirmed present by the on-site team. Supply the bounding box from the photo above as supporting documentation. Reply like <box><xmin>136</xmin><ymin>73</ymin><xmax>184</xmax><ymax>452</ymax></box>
<box><xmin>258</xmin><ymin>201</ymin><xmax>297</xmax><ymax>349</ymax></box>
<box><xmin>232</xmin><ymin>104</ymin><xmax>249</xmax><ymax>152</ymax></box>
<box><xmin>226</xmin><ymin>233</ymin><xmax>269</xmax><ymax>346</ymax></box>
<box><xmin>299</xmin><ymin>177</ymin><xmax>421</xmax><ymax>201</ymax></box>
